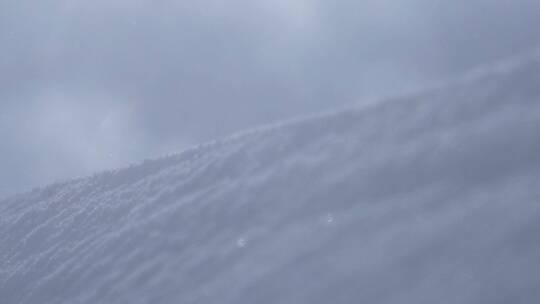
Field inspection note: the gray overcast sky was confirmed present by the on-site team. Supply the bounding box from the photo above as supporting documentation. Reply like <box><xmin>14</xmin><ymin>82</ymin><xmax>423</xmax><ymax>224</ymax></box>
<box><xmin>2</xmin><ymin>0</ymin><xmax>540</xmax><ymax>198</ymax></box>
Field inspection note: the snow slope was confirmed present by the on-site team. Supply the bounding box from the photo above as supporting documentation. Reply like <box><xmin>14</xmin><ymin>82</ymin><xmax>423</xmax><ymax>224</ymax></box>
<box><xmin>2</xmin><ymin>53</ymin><xmax>540</xmax><ymax>304</ymax></box>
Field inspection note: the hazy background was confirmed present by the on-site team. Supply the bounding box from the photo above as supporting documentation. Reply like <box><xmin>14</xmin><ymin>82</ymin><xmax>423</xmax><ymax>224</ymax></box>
<box><xmin>2</xmin><ymin>0</ymin><xmax>540</xmax><ymax>198</ymax></box>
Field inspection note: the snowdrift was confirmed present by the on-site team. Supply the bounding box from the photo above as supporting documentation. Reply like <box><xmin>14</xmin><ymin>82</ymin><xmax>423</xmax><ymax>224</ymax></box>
<box><xmin>2</xmin><ymin>53</ymin><xmax>540</xmax><ymax>303</ymax></box>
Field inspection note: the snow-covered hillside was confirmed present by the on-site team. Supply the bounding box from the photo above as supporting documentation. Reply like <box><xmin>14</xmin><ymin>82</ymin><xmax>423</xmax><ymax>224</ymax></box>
<box><xmin>2</xmin><ymin>53</ymin><xmax>540</xmax><ymax>304</ymax></box>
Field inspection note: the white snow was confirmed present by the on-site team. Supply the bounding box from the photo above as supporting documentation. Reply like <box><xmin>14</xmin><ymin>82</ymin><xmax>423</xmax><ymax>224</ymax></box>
<box><xmin>1</xmin><ymin>52</ymin><xmax>540</xmax><ymax>303</ymax></box>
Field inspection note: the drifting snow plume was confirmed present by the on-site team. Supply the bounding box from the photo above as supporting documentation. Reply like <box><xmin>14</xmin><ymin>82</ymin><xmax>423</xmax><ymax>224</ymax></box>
<box><xmin>1</xmin><ymin>53</ymin><xmax>540</xmax><ymax>303</ymax></box>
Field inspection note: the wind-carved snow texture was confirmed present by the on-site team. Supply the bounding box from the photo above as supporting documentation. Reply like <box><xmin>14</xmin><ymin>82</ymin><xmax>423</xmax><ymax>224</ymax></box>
<box><xmin>2</xmin><ymin>53</ymin><xmax>540</xmax><ymax>304</ymax></box>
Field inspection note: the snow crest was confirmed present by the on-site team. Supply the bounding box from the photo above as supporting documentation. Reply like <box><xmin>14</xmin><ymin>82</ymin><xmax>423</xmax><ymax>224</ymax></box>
<box><xmin>1</xmin><ymin>54</ymin><xmax>540</xmax><ymax>303</ymax></box>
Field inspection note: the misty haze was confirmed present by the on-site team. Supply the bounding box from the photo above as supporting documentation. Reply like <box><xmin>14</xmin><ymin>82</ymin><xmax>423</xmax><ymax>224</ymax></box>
<box><xmin>1</xmin><ymin>1</ymin><xmax>540</xmax><ymax>303</ymax></box>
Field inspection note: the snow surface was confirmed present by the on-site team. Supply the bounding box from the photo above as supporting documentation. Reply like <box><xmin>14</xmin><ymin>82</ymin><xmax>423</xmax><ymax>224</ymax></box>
<box><xmin>2</xmin><ymin>53</ymin><xmax>540</xmax><ymax>304</ymax></box>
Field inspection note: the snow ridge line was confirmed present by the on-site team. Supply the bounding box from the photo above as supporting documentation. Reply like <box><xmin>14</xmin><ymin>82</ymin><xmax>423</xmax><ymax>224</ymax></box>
<box><xmin>2</xmin><ymin>48</ymin><xmax>540</xmax><ymax>204</ymax></box>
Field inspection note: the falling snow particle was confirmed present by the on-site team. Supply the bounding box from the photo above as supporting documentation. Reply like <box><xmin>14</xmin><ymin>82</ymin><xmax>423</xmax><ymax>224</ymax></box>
<box><xmin>236</xmin><ymin>238</ymin><xmax>247</xmax><ymax>248</ymax></box>
<box><xmin>324</xmin><ymin>214</ymin><xmax>334</xmax><ymax>225</ymax></box>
